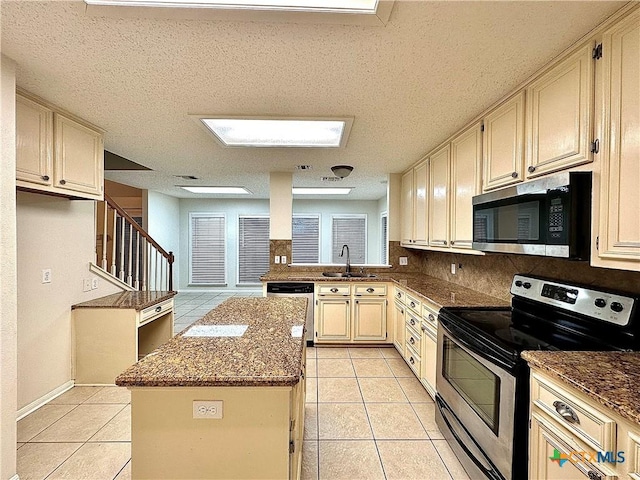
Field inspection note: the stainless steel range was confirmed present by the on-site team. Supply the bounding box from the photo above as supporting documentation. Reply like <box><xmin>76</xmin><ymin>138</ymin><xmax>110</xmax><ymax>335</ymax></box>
<box><xmin>435</xmin><ymin>274</ymin><xmax>640</xmax><ymax>480</ymax></box>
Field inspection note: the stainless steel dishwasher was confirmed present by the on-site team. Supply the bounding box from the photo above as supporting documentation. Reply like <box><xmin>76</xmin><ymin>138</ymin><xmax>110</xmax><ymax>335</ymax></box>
<box><xmin>266</xmin><ymin>282</ymin><xmax>314</xmax><ymax>345</ymax></box>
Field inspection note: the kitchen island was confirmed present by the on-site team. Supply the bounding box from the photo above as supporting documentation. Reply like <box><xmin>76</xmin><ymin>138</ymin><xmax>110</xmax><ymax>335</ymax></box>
<box><xmin>116</xmin><ymin>296</ymin><xmax>307</xmax><ymax>480</ymax></box>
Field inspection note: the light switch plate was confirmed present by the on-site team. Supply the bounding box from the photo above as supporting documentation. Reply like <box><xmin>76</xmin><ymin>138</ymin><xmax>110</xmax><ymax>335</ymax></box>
<box><xmin>451</xmin><ymin>263</ymin><xmax>456</xmax><ymax>275</ymax></box>
<box><xmin>274</xmin><ymin>256</ymin><xmax>280</xmax><ymax>264</ymax></box>
<box><xmin>193</xmin><ymin>400</ymin><xmax>223</xmax><ymax>419</ymax></box>
<box><xmin>83</xmin><ymin>278</ymin><xmax>92</xmax><ymax>292</ymax></box>
<box><xmin>42</xmin><ymin>269</ymin><xmax>52</xmax><ymax>284</ymax></box>
<box><xmin>91</xmin><ymin>278</ymin><xmax>99</xmax><ymax>289</ymax></box>
<box><xmin>399</xmin><ymin>257</ymin><xmax>408</xmax><ymax>266</ymax></box>
<box><xmin>281</xmin><ymin>255</ymin><xmax>287</xmax><ymax>264</ymax></box>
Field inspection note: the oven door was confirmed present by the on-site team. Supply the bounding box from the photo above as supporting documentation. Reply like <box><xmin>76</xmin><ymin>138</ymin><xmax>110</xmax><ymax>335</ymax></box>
<box><xmin>436</xmin><ymin>323</ymin><xmax>516</xmax><ymax>480</ymax></box>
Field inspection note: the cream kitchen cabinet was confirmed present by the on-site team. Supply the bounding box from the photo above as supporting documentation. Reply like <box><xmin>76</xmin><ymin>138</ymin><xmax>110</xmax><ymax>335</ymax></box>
<box><xmin>16</xmin><ymin>91</ymin><xmax>104</xmax><ymax>200</ymax></box>
<box><xmin>526</xmin><ymin>42</ymin><xmax>595</xmax><ymax>178</ymax></box>
<box><xmin>314</xmin><ymin>283</ymin><xmax>389</xmax><ymax>344</ymax></box>
<box><xmin>482</xmin><ymin>91</ymin><xmax>526</xmax><ymax>191</ymax></box>
<box><xmin>428</xmin><ymin>145</ymin><xmax>450</xmax><ymax>248</ymax></box>
<box><xmin>592</xmin><ymin>8</ymin><xmax>640</xmax><ymax>272</ymax></box>
<box><xmin>401</xmin><ymin>160</ymin><xmax>428</xmax><ymax>247</ymax></box>
<box><xmin>392</xmin><ymin>299</ymin><xmax>406</xmax><ymax>356</ymax></box>
<box><xmin>419</xmin><ymin>301</ymin><xmax>439</xmax><ymax>399</ymax></box>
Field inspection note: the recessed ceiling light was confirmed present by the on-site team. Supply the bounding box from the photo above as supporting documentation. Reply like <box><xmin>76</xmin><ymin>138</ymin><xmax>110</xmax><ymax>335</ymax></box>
<box><xmin>193</xmin><ymin>117</ymin><xmax>353</xmax><ymax>148</ymax></box>
<box><xmin>180</xmin><ymin>186</ymin><xmax>252</xmax><ymax>194</ymax></box>
<box><xmin>84</xmin><ymin>0</ymin><xmax>378</xmax><ymax>14</ymax></box>
<box><xmin>292</xmin><ymin>187</ymin><xmax>352</xmax><ymax>195</ymax></box>
<box><xmin>295</xmin><ymin>165</ymin><xmax>313</xmax><ymax>171</ymax></box>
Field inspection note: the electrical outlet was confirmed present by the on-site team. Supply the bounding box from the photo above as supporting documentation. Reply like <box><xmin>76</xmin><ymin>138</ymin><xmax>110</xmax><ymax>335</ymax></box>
<box><xmin>91</xmin><ymin>278</ymin><xmax>98</xmax><ymax>290</ymax></box>
<box><xmin>399</xmin><ymin>257</ymin><xmax>408</xmax><ymax>266</ymax></box>
<box><xmin>281</xmin><ymin>255</ymin><xmax>287</xmax><ymax>264</ymax></box>
<box><xmin>274</xmin><ymin>256</ymin><xmax>280</xmax><ymax>264</ymax></box>
<box><xmin>83</xmin><ymin>278</ymin><xmax>92</xmax><ymax>292</ymax></box>
<box><xmin>193</xmin><ymin>400</ymin><xmax>223</xmax><ymax>419</ymax></box>
<box><xmin>451</xmin><ymin>263</ymin><xmax>456</xmax><ymax>275</ymax></box>
<box><xmin>42</xmin><ymin>269</ymin><xmax>52</xmax><ymax>284</ymax></box>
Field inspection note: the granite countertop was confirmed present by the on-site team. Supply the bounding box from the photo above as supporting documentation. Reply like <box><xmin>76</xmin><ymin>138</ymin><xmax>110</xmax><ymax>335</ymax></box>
<box><xmin>72</xmin><ymin>291</ymin><xmax>177</xmax><ymax>311</ymax></box>
<box><xmin>116</xmin><ymin>297</ymin><xmax>307</xmax><ymax>388</ymax></box>
<box><xmin>522</xmin><ymin>351</ymin><xmax>640</xmax><ymax>425</ymax></box>
<box><xmin>261</xmin><ymin>272</ymin><xmax>508</xmax><ymax>309</ymax></box>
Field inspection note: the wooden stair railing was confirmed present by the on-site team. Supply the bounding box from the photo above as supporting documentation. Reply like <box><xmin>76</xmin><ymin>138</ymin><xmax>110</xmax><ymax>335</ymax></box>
<box><xmin>96</xmin><ymin>193</ymin><xmax>174</xmax><ymax>291</ymax></box>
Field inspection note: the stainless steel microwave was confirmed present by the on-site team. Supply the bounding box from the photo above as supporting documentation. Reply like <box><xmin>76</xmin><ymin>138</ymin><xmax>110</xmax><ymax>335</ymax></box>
<box><xmin>472</xmin><ymin>172</ymin><xmax>592</xmax><ymax>259</ymax></box>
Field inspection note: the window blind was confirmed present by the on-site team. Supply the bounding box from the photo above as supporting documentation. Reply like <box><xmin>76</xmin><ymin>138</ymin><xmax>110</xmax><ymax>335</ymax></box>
<box><xmin>292</xmin><ymin>216</ymin><xmax>320</xmax><ymax>263</ymax></box>
<box><xmin>332</xmin><ymin>215</ymin><xmax>366</xmax><ymax>263</ymax></box>
<box><xmin>238</xmin><ymin>216</ymin><xmax>270</xmax><ymax>284</ymax></box>
<box><xmin>190</xmin><ymin>214</ymin><xmax>226</xmax><ymax>284</ymax></box>
<box><xmin>381</xmin><ymin>214</ymin><xmax>388</xmax><ymax>264</ymax></box>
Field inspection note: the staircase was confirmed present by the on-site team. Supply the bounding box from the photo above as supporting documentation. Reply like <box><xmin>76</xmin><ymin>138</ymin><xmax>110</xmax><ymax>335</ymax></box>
<box><xmin>94</xmin><ymin>193</ymin><xmax>174</xmax><ymax>291</ymax></box>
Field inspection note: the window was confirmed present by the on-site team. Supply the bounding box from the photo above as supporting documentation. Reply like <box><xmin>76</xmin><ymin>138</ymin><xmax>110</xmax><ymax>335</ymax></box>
<box><xmin>331</xmin><ymin>215</ymin><xmax>366</xmax><ymax>264</ymax></box>
<box><xmin>238</xmin><ymin>216</ymin><xmax>270</xmax><ymax>284</ymax></box>
<box><xmin>292</xmin><ymin>215</ymin><xmax>320</xmax><ymax>263</ymax></box>
<box><xmin>189</xmin><ymin>213</ymin><xmax>226</xmax><ymax>285</ymax></box>
<box><xmin>381</xmin><ymin>213</ymin><xmax>388</xmax><ymax>264</ymax></box>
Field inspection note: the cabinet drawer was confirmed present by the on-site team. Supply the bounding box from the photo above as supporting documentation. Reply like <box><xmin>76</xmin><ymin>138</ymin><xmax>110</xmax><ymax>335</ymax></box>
<box><xmin>421</xmin><ymin>303</ymin><xmax>439</xmax><ymax>328</ymax></box>
<box><xmin>140</xmin><ymin>299</ymin><xmax>174</xmax><ymax>326</ymax></box>
<box><xmin>405</xmin><ymin>311</ymin><xmax>421</xmax><ymax>334</ymax></box>
<box><xmin>406</xmin><ymin>294</ymin><xmax>421</xmax><ymax>314</ymax></box>
<box><xmin>354</xmin><ymin>284</ymin><xmax>387</xmax><ymax>296</ymax></box>
<box><xmin>317</xmin><ymin>284</ymin><xmax>350</xmax><ymax>296</ymax></box>
<box><xmin>531</xmin><ymin>372</ymin><xmax>616</xmax><ymax>452</ymax></box>
<box><xmin>394</xmin><ymin>287</ymin><xmax>406</xmax><ymax>304</ymax></box>
<box><xmin>405</xmin><ymin>342</ymin><xmax>421</xmax><ymax>376</ymax></box>
<box><xmin>405</xmin><ymin>327</ymin><xmax>421</xmax><ymax>352</ymax></box>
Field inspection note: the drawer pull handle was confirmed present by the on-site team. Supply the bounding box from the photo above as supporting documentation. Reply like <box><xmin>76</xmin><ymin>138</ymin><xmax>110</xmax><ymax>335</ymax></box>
<box><xmin>421</xmin><ymin>325</ymin><xmax>428</xmax><ymax>332</ymax></box>
<box><xmin>155</xmin><ymin>306</ymin><xmax>162</xmax><ymax>312</ymax></box>
<box><xmin>42</xmin><ymin>175</ymin><xmax>50</xmax><ymax>181</ymax></box>
<box><xmin>330</xmin><ymin>288</ymin><xmax>338</xmax><ymax>293</ymax></box>
<box><xmin>553</xmin><ymin>401</ymin><xmax>580</xmax><ymax>424</ymax></box>
<box><xmin>410</xmin><ymin>318</ymin><xmax>416</xmax><ymax>326</ymax></box>
<box><xmin>409</xmin><ymin>337</ymin><xmax>415</xmax><ymax>344</ymax></box>
<box><xmin>366</xmin><ymin>287</ymin><xmax>374</xmax><ymax>293</ymax></box>
<box><xmin>528</xmin><ymin>165</ymin><xmax>536</xmax><ymax>173</ymax></box>
<box><xmin>59</xmin><ymin>179</ymin><xmax>67</xmax><ymax>185</ymax></box>
<box><xmin>428</xmin><ymin>314</ymin><xmax>435</xmax><ymax>322</ymax></box>
<box><xmin>511</xmin><ymin>171</ymin><xmax>518</xmax><ymax>178</ymax></box>
<box><xmin>409</xmin><ymin>357</ymin><xmax>415</xmax><ymax>365</ymax></box>
<box><xmin>410</xmin><ymin>302</ymin><xmax>416</xmax><ymax>308</ymax></box>
<box><xmin>397</xmin><ymin>292</ymin><xmax>401</xmax><ymax>298</ymax></box>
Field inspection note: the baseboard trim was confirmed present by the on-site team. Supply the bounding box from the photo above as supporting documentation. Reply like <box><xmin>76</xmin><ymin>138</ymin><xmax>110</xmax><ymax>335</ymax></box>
<box><xmin>17</xmin><ymin>380</ymin><xmax>74</xmax><ymax>420</ymax></box>
<box><xmin>89</xmin><ymin>262</ymin><xmax>134</xmax><ymax>291</ymax></box>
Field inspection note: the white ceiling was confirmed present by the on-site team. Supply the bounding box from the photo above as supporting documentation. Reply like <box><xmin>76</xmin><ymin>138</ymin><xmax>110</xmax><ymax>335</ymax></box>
<box><xmin>1</xmin><ymin>0</ymin><xmax>626</xmax><ymax>200</ymax></box>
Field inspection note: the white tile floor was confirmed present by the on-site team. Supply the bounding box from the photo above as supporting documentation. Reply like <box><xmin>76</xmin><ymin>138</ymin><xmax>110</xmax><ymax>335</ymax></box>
<box><xmin>17</xmin><ymin>291</ymin><xmax>470</xmax><ymax>480</ymax></box>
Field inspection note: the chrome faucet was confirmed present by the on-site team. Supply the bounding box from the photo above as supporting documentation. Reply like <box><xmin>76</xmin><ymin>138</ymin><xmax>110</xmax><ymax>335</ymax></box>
<box><xmin>340</xmin><ymin>244</ymin><xmax>351</xmax><ymax>275</ymax></box>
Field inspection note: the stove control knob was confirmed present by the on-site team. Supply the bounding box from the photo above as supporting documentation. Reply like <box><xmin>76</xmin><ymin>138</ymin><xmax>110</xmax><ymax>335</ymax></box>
<box><xmin>594</xmin><ymin>298</ymin><xmax>607</xmax><ymax>308</ymax></box>
<box><xmin>523</xmin><ymin>282</ymin><xmax>532</xmax><ymax>289</ymax></box>
<box><xmin>515</xmin><ymin>280</ymin><xmax>523</xmax><ymax>287</ymax></box>
<box><xmin>610</xmin><ymin>302</ymin><xmax>624</xmax><ymax>313</ymax></box>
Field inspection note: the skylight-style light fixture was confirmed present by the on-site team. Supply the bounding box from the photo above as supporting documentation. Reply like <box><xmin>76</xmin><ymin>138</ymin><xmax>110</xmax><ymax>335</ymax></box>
<box><xmin>181</xmin><ymin>186</ymin><xmax>251</xmax><ymax>194</ymax></box>
<box><xmin>292</xmin><ymin>187</ymin><xmax>352</xmax><ymax>195</ymax></box>
<box><xmin>192</xmin><ymin>116</ymin><xmax>353</xmax><ymax>148</ymax></box>
<box><xmin>85</xmin><ymin>0</ymin><xmax>378</xmax><ymax>14</ymax></box>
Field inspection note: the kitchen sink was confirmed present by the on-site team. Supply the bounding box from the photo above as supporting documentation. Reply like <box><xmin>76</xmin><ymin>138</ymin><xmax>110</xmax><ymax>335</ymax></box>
<box><xmin>321</xmin><ymin>272</ymin><xmax>377</xmax><ymax>278</ymax></box>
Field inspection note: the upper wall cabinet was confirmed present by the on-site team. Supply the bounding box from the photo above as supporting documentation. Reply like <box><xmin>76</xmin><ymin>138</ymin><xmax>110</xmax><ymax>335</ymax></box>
<box><xmin>428</xmin><ymin>145</ymin><xmax>450</xmax><ymax>248</ymax></box>
<box><xmin>450</xmin><ymin>122</ymin><xmax>482</xmax><ymax>249</ymax></box>
<box><xmin>400</xmin><ymin>169</ymin><xmax>415</xmax><ymax>245</ymax></box>
<box><xmin>401</xmin><ymin>161</ymin><xmax>428</xmax><ymax>247</ymax></box>
<box><xmin>526</xmin><ymin>43</ymin><xmax>595</xmax><ymax>178</ymax></box>
<box><xmin>482</xmin><ymin>91</ymin><xmax>526</xmax><ymax>191</ymax></box>
<box><xmin>593</xmin><ymin>8</ymin><xmax>640</xmax><ymax>271</ymax></box>
<box><xmin>16</xmin><ymin>91</ymin><xmax>104</xmax><ymax>201</ymax></box>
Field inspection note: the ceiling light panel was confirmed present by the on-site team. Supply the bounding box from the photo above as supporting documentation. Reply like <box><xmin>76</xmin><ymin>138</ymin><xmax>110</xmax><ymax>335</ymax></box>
<box><xmin>292</xmin><ymin>187</ymin><xmax>351</xmax><ymax>195</ymax></box>
<box><xmin>181</xmin><ymin>186</ymin><xmax>251</xmax><ymax>194</ymax></box>
<box><xmin>195</xmin><ymin>117</ymin><xmax>353</xmax><ymax>148</ymax></box>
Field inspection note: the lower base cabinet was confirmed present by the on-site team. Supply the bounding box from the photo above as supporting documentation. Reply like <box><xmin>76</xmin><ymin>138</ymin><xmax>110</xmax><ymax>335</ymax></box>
<box><xmin>420</xmin><ymin>321</ymin><xmax>437</xmax><ymax>398</ymax></box>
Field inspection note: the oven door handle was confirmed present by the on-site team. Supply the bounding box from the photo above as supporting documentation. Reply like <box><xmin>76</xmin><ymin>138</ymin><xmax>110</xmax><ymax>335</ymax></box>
<box><xmin>441</xmin><ymin>320</ymin><xmax>517</xmax><ymax>373</ymax></box>
<box><xmin>436</xmin><ymin>397</ymin><xmax>503</xmax><ymax>480</ymax></box>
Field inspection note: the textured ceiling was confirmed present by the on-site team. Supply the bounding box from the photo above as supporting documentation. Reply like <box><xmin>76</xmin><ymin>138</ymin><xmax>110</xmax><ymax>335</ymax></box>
<box><xmin>1</xmin><ymin>0</ymin><xmax>626</xmax><ymax>200</ymax></box>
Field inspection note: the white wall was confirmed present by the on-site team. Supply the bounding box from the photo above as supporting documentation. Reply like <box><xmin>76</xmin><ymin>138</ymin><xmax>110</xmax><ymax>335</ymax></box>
<box><xmin>16</xmin><ymin>193</ymin><xmax>122</xmax><ymax>410</ymax></box>
<box><xmin>0</xmin><ymin>54</ymin><xmax>18</xmax><ymax>480</ymax></box>
<box><xmin>145</xmin><ymin>190</ymin><xmax>180</xmax><ymax>289</ymax></box>
<box><xmin>178</xmin><ymin>199</ymin><xmax>269</xmax><ymax>290</ymax></box>
<box><xmin>293</xmin><ymin>199</ymin><xmax>383</xmax><ymax>264</ymax></box>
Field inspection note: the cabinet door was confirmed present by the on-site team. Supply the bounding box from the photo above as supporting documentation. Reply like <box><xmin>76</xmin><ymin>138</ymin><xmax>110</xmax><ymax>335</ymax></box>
<box><xmin>400</xmin><ymin>169</ymin><xmax>414</xmax><ymax>245</ymax></box>
<box><xmin>526</xmin><ymin>43</ymin><xmax>595</xmax><ymax>178</ymax></box>
<box><xmin>483</xmin><ymin>92</ymin><xmax>526</xmax><ymax>191</ymax></box>
<box><xmin>353</xmin><ymin>298</ymin><xmax>387</xmax><ymax>341</ymax></box>
<box><xmin>596</xmin><ymin>10</ymin><xmax>640</xmax><ymax>269</ymax></box>
<box><xmin>530</xmin><ymin>413</ymin><xmax>617</xmax><ymax>480</ymax></box>
<box><xmin>393</xmin><ymin>301</ymin><xmax>405</xmax><ymax>355</ymax></box>
<box><xmin>316</xmin><ymin>299</ymin><xmax>351</xmax><ymax>341</ymax></box>
<box><xmin>16</xmin><ymin>95</ymin><xmax>53</xmax><ymax>186</ymax></box>
<box><xmin>450</xmin><ymin>123</ymin><xmax>482</xmax><ymax>249</ymax></box>
<box><xmin>428</xmin><ymin>145</ymin><xmax>450</xmax><ymax>247</ymax></box>
<box><xmin>420</xmin><ymin>324</ymin><xmax>437</xmax><ymax>398</ymax></box>
<box><xmin>54</xmin><ymin>113</ymin><xmax>104</xmax><ymax>198</ymax></box>
<box><xmin>413</xmin><ymin>160</ymin><xmax>429</xmax><ymax>245</ymax></box>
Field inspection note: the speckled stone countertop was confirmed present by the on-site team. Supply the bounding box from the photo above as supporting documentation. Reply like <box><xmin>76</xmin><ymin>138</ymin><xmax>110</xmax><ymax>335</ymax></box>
<box><xmin>522</xmin><ymin>351</ymin><xmax>640</xmax><ymax>425</ymax></box>
<box><xmin>116</xmin><ymin>297</ymin><xmax>307</xmax><ymax>388</ymax></box>
<box><xmin>261</xmin><ymin>272</ymin><xmax>508</xmax><ymax>309</ymax></box>
<box><xmin>72</xmin><ymin>291</ymin><xmax>177</xmax><ymax>311</ymax></box>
